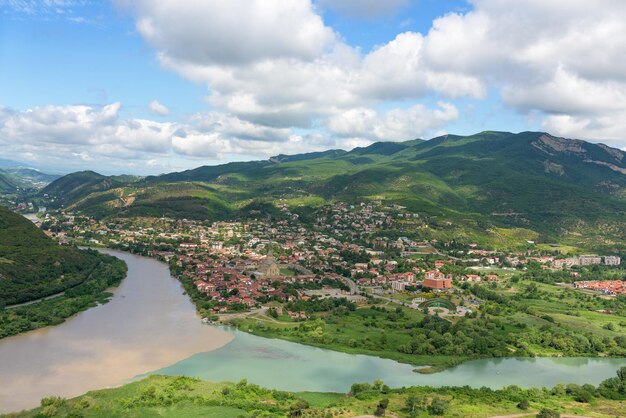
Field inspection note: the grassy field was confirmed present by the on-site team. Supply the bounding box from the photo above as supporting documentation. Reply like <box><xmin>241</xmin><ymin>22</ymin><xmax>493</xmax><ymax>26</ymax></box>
<box><xmin>6</xmin><ymin>373</ymin><xmax>626</xmax><ymax>418</ymax></box>
<box><xmin>497</xmin><ymin>280</ymin><xmax>626</xmax><ymax>338</ymax></box>
<box><xmin>223</xmin><ymin>272</ymin><xmax>626</xmax><ymax>373</ymax></box>
<box><xmin>227</xmin><ymin>302</ymin><xmax>482</xmax><ymax>371</ymax></box>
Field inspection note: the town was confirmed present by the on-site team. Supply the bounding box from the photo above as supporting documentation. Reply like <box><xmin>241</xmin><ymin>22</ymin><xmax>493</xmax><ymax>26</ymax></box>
<box><xmin>32</xmin><ymin>201</ymin><xmax>623</xmax><ymax>320</ymax></box>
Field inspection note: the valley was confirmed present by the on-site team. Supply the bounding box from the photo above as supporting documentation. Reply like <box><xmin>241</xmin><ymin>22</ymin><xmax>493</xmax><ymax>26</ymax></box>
<box><xmin>2</xmin><ymin>131</ymin><xmax>626</xmax><ymax>416</ymax></box>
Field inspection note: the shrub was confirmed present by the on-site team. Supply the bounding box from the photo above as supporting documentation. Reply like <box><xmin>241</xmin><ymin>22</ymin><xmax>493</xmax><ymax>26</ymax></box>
<box><xmin>428</xmin><ymin>398</ymin><xmax>449</xmax><ymax>416</ymax></box>
<box><xmin>536</xmin><ymin>408</ymin><xmax>560</xmax><ymax>418</ymax></box>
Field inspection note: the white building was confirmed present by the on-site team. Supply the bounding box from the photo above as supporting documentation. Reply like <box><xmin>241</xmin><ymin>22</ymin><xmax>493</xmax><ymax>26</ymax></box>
<box><xmin>604</xmin><ymin>256</ymin><xmax>621</xmax><ymax>266</ymax></box>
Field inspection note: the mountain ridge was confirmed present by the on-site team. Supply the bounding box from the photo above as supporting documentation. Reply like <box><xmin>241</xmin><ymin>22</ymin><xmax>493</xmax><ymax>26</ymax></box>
<box><xmin>37</xmin><ymin>131</ymin><xmax>626</xmax><ymax>249</ymax></box>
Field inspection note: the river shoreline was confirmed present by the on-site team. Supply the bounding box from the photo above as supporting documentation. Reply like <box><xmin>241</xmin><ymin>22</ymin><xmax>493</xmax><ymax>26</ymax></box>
<box><xmin>0</xmin><ymin>249</ymin><xmax>233</xmax><ymax>414</ymax></box>
<box><xmin>94</xmin><ymin>244</ymin><xmax>626</xmax><ymax>373</ymax></box>
<box><xmin>2</xmin><ymin>249</ymin><xmax>626</xmax><ymax>414</ymax></box>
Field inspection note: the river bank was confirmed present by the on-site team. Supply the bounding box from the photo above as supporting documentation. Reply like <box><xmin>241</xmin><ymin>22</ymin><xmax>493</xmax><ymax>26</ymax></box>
<box><xmin>0</xmin><ymin>250</ymin><xmax>232</xmax><ymax>413</ymax></box>
<box><xmin>2</xmin><ymin>249</ymin><xmax>626</xmax><ymax>415</ymax></box>
<box><xmin>105</xmin><ymin>243</ymin><xmax>626</xmax><ymax>374</ymax></box>
<box><xmin>7</xmin><ymin>373</ymin><xmax>626</xmax><ymax>418</ymax></box>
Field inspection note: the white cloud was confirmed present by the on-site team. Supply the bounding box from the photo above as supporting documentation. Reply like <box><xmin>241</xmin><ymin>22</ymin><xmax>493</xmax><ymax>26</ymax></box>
<box><xmin>420</xmin><ymin>0</ymin><xmax>626</xmax><ymax>143</ymax></box>
<box><xmin>120</xmin><ymin>0</ymin><xmax>478</xmax><ymax>133</ymax></box>
<box><xmin>541</xmin><ymin>112</ymin><xmax>626</xmax><ymax>143</ymax></box>
<box><xmin>328</xmin><ymin>102</ymin><xmax>458</xmax><ymax>141</ymax></box>
<box><xmin>0</xmin><ymin>103</ymin><xmax>177</xmax><ymax>171</ymax></box>
<box><xmin>124</xmin><ymin>0</ymin><xmax>336</xmax><ymax>66</ymax></box>
<box><xmin>0</xmin><ymin>103</ymin><xmax>333</xmax><ymax>172</ymax></box>
<box><xmin>189</xmin><ymin>112</ymin><xmax>292</xmax><ymax>142</ymax></box>
<box><xmin>148</xmin><ymin>100</ymin><xmax>170</xmax><ymax>116</ymax></box>
<box><xmin>6</xmin><ymin>0</ymin><xmax>626</xmax><ymax>173</ymax></box>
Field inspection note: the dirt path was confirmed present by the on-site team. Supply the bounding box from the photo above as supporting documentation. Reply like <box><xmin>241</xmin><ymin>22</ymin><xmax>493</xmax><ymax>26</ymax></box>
<box><xmin>218</xmin><ymin>307</ymin><xmax>266</xmax><ymax>320</ymax></box>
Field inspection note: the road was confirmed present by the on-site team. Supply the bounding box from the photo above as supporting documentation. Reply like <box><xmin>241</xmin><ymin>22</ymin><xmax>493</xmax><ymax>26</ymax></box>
<box><xmin>338</xmin><ymin>275</ymin><xmax>359</xmax><ymax>294</ymax></box>
<box><xmin>6</xmin><ymin>290</ymin><xmax>67</xmax><ymax>309</ymax></box>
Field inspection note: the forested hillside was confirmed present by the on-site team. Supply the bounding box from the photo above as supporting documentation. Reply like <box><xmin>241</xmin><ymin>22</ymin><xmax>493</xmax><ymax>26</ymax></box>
<box><xmin>0</xmin><ymin>205</ymin><xmax>125</xmax><ymax>308</ymax></box>
<box><xmin>39</xmin><ymin>131</ymin><xmax>626</xmax><ymax>250</ymax></box>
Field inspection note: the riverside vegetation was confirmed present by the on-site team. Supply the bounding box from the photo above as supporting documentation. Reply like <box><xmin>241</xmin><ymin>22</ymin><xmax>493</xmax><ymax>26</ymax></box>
<box><xmin>222</xmin><ymin>262</ymin><xmax>626</xmax><ymax>371</ymax></box>
<box><xmin>6</xmin><ymin>367</ymin><xmax>626</xmax><ymax>418</ymax></box>
<box><xmin>0</xmin><ymin>205</ymin><xmax>127</xmax><ymax>338</ymax></box>
<box><xmin>38</xmin><ymin>209</ymin><xmax>626</xmax><ymax>372</ymax></box>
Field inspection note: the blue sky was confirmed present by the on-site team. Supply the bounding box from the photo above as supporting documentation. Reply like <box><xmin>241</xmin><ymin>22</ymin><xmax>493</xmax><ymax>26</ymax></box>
<box><xmin>0</xmin><ymin>0</ymin><xmax>624</xmax><ymax>174</ymax></box>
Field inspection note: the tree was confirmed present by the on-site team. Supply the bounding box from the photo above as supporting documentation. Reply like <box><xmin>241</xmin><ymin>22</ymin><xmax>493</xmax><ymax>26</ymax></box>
<box><xmin>406</xmin><ymin>394</ymin><xmax>426</xmax><ymax>416</ymax></box>
<box><xmin>428</xmin><ymin>398</ymin><xmax>449</xmax><ymax>415</ymax></box>
<box><xmin>289</xmin><ymin>399</ymin><xmax>310</xmax><ymax>417</ymax></box>
<box><xmin>536</xmin><ymin>409</ymin><xmax>560</xmax><ymax>418</ymax></box>
<box><xmin>374</xmin><ymin>398</ymin><xmax>389</xmax><ymax>416</ymax></box>
<box><xmin>517</xmin><ymin>399</ymin><xmax>530</xmax><ymax>410</ymax></box>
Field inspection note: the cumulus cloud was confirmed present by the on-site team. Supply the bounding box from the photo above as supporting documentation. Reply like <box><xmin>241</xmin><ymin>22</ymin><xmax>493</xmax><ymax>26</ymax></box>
<box><xmin>124</xmin><ymin>0</ymin><xmax>336</xmax><ymax>66</ymax></box>
<box><xmin>0</xmin><ymin>103</ymin><xmax>179</xmax><ymax>170</ymax></box>
<box><xmin>148</xmin><ymin>100</ymin><xmax>170</xmax><ymax>116</ymax></box>
<box><xmin>6</xmin><ymin>0</ymin><xmax>626</xmax><ymax>173</ymax></box>
<box><xmin>120</xmin><ymin>0</ymin><xmax>471</xmax><ymax>133</ymax></box>
<box><xmin>0</xmin><ymin>103</ymin><xmax>369</xmax><ymax>172</ymax></box>
<box><xmin>118</xmin><ymin>0</ymin><xmax>626</xmax><ymax>147</ymax></box>
<box><xmin>420</xmin><ymin>0</ymin><xmax>626</xmax><ymax>143</ymax></box>
<box><xmin>328</xmin><ymin>102</ymin><xmax>458</xmax><ymax>141</ymax></box>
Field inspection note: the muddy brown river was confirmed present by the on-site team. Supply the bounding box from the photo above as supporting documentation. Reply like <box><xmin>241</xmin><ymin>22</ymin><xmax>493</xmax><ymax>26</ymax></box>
<box><xmin>0</xmin><ymin>249</ymin><xmax>232</xmax><ymax>413</ymax></box>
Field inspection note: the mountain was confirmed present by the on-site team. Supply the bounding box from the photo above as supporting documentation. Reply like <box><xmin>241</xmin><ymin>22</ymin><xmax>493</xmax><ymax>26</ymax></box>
<box><xmin>0</xmin><ymin>172</ymin><xmax>17</xmax><ymax>193</ymax></box>
<box><xmin>0</xmin><ymin>205</ymin><xmax>107</xmax><ymax>305</ymax></box>
<box><xmin>40</xmin><ymin>170</ymin><xmax>126</xmax><ymax>208</ymax></box>
<box><xmin>0</xmin><ymin>158</ymin><xmax>24</xmax><ymax>168</ymax></box>
<box><xmin>0</xmin><ymin>157</ymin><xmax>61</xmax><ymax>192</ymax></box>
<box><xmin>39</xmin><ymin>131</ymin><xmax>626</xmax><ymax>249</ymax></box>
<box><xmin>0</xmin><ymin>167</ymin><xmax>60</xmax><ymax>190</ymax></box>
<box><xmin>269</xmin><ymin>149</ymin><xmax>347</xmax><ymax>163</ymax></box>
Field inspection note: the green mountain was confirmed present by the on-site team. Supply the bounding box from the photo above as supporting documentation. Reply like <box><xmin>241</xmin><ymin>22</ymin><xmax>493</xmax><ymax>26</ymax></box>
<box><xmin>40</xmin><ymin>131</ymin><xmax>626</xmax><ymax>249</ymax></box>
<box><xmin>0</xmin><ymin>205</ymin><xmax>114</xmax><ymax>306</ymax></box>
<box><xmin>0</xmin><ymin>167</ymin><xmax>60</xmax><ymax>191</ymax></box>
<box><xmin>0</xmin><ymin>172</ymin><xmax>17</xmax><ymax>193</ymax></box>
<box><xmin>40</xmin><ymin>170</ymin><xmax>126</xmax><ymax>208</ymax></box>
<box><xmin>0</xmin><ymin>158</ymin><xmax>60</xmax><ymax>192</ymax></box>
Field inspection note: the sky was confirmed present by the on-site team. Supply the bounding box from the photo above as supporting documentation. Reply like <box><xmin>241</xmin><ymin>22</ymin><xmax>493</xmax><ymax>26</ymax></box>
<box><xmin>1</xmin><ymin>0</ymin><xmax>625</xmax><ymax>175</ymax></box>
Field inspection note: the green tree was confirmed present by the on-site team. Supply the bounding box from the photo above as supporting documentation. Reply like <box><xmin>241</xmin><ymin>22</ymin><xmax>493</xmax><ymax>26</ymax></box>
<box><xmin>406</xmin><ymin>394</ymin><xmax>426</xmax><ymax>416</ymax></box>
<box><xmin>374</xmin><ymin>398</ymin><xmax>389</xmax><ymax>416</ymax></box>
<box><xmin>428</xmin><ymin>398</ymin><xmax>448</xmax><ymax>416</ymax></box>
<box><xmin>536</xmin><ymin>409</ymin><xmax>560</xmax><ymax>418</ymax></box>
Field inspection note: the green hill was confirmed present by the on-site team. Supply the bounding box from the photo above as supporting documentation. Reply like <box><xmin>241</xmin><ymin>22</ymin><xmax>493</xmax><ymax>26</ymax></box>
<box><xmin>0</xmin><ymin>172</ymin><xmax>17</xmax><ymax>193</ymax></box>
<box><xmin>0</xmin><ymin>205</ymin><xmax>124</xmax><ymax>306</ymax></box>
<box><xmin>40</xmin><ymin>170</ymin><xmax>125</xmax><ymax>207</ymax></box>
<box><xmin>39</xmin><ymin>131</ymin><xmax>626</xmax><ymax>249</ymax></box>
<box><xmin>0</xmin><ymin>168</ymin><xmax>60</xmax><ymax>191</ymax></box>
<box><xmin>0</xmin><ymin>205</ymin><xmax>127</xmax><ymax>337</ymax></box>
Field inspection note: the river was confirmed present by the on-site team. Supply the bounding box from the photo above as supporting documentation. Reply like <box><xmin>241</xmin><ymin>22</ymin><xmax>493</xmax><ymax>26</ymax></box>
<box><xmin>155</xmin><ymin>330</ymin><xmax>626</xmax><ymax>391</ymax></box>
<box><xmin>0</xmin><ymin>250</ymin><xmax>233</xmax><ymax>413</ymax></box>
<box><xmin>1</xmin><ymin>250</ymin><xmax>625</xmax><ymax>414</ymax></box>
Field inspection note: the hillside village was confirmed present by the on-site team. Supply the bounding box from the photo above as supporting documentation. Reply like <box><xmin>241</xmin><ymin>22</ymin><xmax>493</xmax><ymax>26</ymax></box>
<box><xmin>32</xmin><ymin>201</ymin><xmax>624</xmax><ymax>318</ymax></box>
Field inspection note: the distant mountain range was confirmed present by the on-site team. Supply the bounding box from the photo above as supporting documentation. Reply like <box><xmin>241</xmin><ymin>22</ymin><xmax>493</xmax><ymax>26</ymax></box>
<box><xmin>39</xmin><ymin>131</ymin><xmax>626</xmax><ymax>250</ymax></box>
<box><xmin>0</xmin><ymin>159</ymin><xmax>60</xmax><ymax>192</ymax></box>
